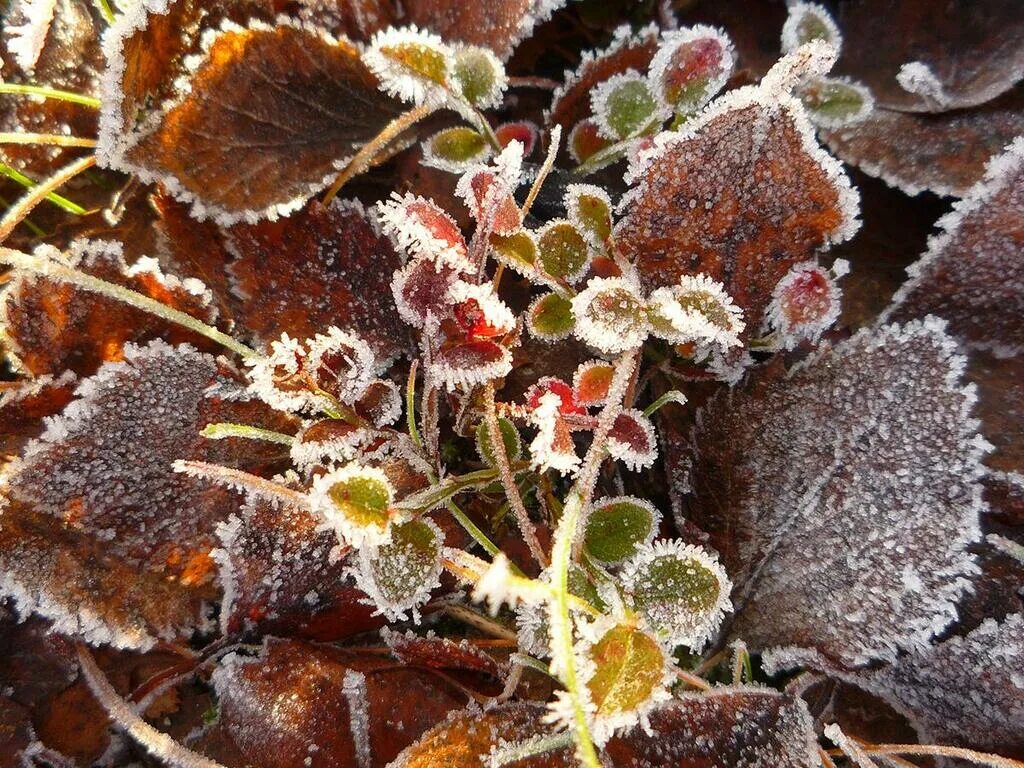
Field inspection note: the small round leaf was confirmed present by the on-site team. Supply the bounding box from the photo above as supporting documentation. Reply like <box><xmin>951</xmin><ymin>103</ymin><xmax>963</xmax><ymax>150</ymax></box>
<box><xmin>355</xmin><ymin>518</ymin><xmax>443</xmax><ymax>621</ymax></box>
<box><xmin>538</xmin><ymin>220</ymin><xmax>590</xmax><ymax>282</ymax></box>
<box><xmin>527</xmin><ymin>292</ymin><xmax>576</xmax><ymax>341</ymax></box>
<box><xmin>592</xmin><ymin>71</ymin><xmax>660</xmax><ymax>140</ymax></box>
<box><xmin>584</xmin><ymin>497</ymin><xmax>660</xmax><ymax>565</ymax></box>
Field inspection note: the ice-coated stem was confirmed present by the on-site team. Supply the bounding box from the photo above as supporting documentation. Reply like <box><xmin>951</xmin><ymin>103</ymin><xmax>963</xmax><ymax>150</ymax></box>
<box><xmin>0</xmin><ymin>132</ymin><xmax>97</xmax><ymax>148</ymax></box>
<box><xmin>200</xmin><ymin>423</ymin><xmax>295</xmax><ymax>445</ymax></box>
<box><xmin>0</xmin><ymin>155</ymin><xmax>96</xmax><ymax>241</ymax></box>
<box><xmin>0</xmin><ymin>82</ymin><xmax>101</xmax><ymax>107</ymax></box>
<box><xmin>0</xmin><ymin>248</ymin><xmax>259</xmax><ymax>359</ymax></box>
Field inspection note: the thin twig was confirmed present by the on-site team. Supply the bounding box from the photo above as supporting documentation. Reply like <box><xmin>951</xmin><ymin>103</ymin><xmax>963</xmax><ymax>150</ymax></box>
<box><xmin>521</xmin><ymin>124</ymin><xmax>561</xmax><ymax>219</ymax></box>
<box><xmin>0</xmin><ymin>132</ymin><xmax>97</xmax><ymax>148</ymax></box>
<box><xmin>674</xmin><ymin>668</ymin><xmax>712</xmax><ymax>691</ymax></box>
<box><xmin>0</xmin><ymin>83</ymin><xmax>101</xmax><ymax>107</ymax></box>
<box><xmin>865</xmin><ymin>744</ymin><xmax>1024</xmax><ymax>768</ymax></box>
<box><xmin>0</xmin><ymin>155</ymin><xmax>95</xmax><ymax>241</ymax></box>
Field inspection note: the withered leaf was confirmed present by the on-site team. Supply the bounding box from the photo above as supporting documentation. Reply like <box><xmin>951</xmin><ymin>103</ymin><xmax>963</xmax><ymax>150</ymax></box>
<box><xmin>100</xmin><ymin>8</ymin><xmax>403</xmax><ymax>223</ymax></box>
<box><xmin>401</xmin><ymin>0</ymin><xmax>569</xmax><ymax>62</ymax></box>
<box><xmin>0</xmin><ymin>341</ymin><xmax>290</xmax><ymax>649</ymax></box>
<box><xmin>822</xmin><ymin>87</ymin><xmax>1024</xmax><ymax>197</ymax></box>
<box><xmin>213</xmin><ymin>497</ymin><xmax>384</xmax><ymax>641</ymax></box>
<box><xmin>0</xmin><ymin>372</ymin><xmax>76</xmax><ymax>459</ymax></box>
<box><xmin>678</xmin><ymin>319</ymin><xmax>987</xmax><ymax>666</ymax></box>
<box><xmin>2</xmin><ymin>239</ymin><xmax>220</xmax><ymax>376</ymax></box>
<box><xmin>884</xmin><ymin>137</ymin><xmax>1024</xmax><ymax>356</ymax></box>
<box><xmin>199</xmin><ymin>638</ymin><xmax>466</xmax><ymax>768</ymax></box>
<box><xmin>382</xmin><ymin>628</ymin><xmax>501</xmax><ymax>677</ymax></box>
<box><xmin>617</xmin><ymin>86</ymin><xmax>859</xmax><ymax>330</ymax></box>
<box><xmin>831</xmin><ymin>0</ymin><xmax>1024</xmax><ymax>113</ymax></box>
<box><xmin>226</xmin><ymin>199</ymin><xmax>410</xmax><ymax>361</ymax></box>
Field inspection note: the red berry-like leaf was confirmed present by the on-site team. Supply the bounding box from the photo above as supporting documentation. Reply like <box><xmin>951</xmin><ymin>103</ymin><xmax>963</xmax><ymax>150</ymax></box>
<box><xmin>608</xmin><ymin>408</ymin><xmax>657</xmax><ymax>471</ymax></box>
<box><xmin>431</xmin><ymin>338</ymin><xmax>511</xmax><ymax>390</ymax></box>
<box><xmin>568</xmin><ymin>118</ymin><xmax>613</xmax><ymax>164</ymax></box>
<box><xmin>393</xmin><ymin>257</ymin><xmax>466</xmax><ymax>328</ymax></box>
<box><xmin>0</xmin><ymin>341</ymin><xmax>292</xmax><ymax>649</ymax></box>
<box><xmin>99</xmin><ymin>10</ymin><xmax>403</xmax><ymax>223</ymax></box>
<box><xmin>572</xmin><ymin>360</ymin><xmax>614</xmax><ymax>406</ymax></box>
<box><xmin>677</xmin><ymin>320</ymin><xmax>989</xmax><ymax>666</ymax></box>
<box><xmin>885</xmin><ymin>137</ymin><xmax>1024</xmax><ymax>355</ymax></box>
<box><xmin>213</xmin><ymin>498</ymin><xmax>383</xmax><ymax>641</ymax></box>
<box><xmin>2</xmin><ymin>239</ymin><xmax>219</xmax><ymax>377</ymax></box>
<box><xmin>495</xmin><ymin>121</ymin><xmax>539</xmax><ymax>156</ymax></box>
<box><xmin>618</xmin><ymin>85</ymin><xmax>859</xmax><ymax>332</ymax></box>
<box><xmin>227</xmin><ymin>199</ymin><xmax>410</xmax><ymax>361</ymax></box>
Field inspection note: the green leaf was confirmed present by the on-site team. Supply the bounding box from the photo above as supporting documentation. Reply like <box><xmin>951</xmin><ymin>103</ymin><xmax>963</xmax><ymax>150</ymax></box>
<box><xmin>797</xmin><ymin>76</ymin><xmax>873</xmax><ymax>128</ymax></box>
<box><xmin>427</xmin><ymin>126</ymin><xmax>490</xmax><ymax>164</ymax></box>
<box><xmin>394</xmin><ymin>467</ymin><xmax>502</xmax><ymax>512</ymax></box>
<box><xmin>476</xmin><ymin>417</ymin><xmax>522</xmax><ymax>467</ymax></box>
<box><xmin>490</xmin><ymin>230</ymin><xmax>538</xmax><ymax>272</ymax></box>
<box><xmin>538</xmin><ymin>221</ymin><xmax>589</xmax><ymax>282</ymax></box>
<box><xmin>584</xmin><ymin>497</ymin><xmax>659</xmax><ymax>565</ymax></box>
<box><xmin>585</xmin><ymin>623</ymin><xmax>665</xmax><ymax>715</ymax></box>
<box><xmin>528</xmin><ymin>292</ymin><xmax>576</xmax><ymax>341</ymax></box>
<box><xmin>451</xmin><ymin>46</ymin><xmax>504</xmax><ymax>107</ymax></box>
<box><xmin>356</xmin><ymin>518</ymin><xmax>443</xmax><ymax>620</ymax></box>
<box><xmin>593</xmin><ymin>74</ymin><xmax>659</xmax><ymax>140</ymax></box>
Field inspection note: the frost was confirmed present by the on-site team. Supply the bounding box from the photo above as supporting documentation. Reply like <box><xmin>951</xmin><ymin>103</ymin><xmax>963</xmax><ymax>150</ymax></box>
<box><xmin>680</xmin><ymin>319</ymin><xmax>989</xmax><ymax>665</ymax></box>
<box><xmin>341</xmin><ymin>670</ymin><xmax>372</xmax><ymax>768</ymax></box>
<box><xmin>0</xmin><ymin>341</ymin><xmax>267</xmax><ymax>649</ymax></box>
<box><xmin>537</xmin><ymin>220</ymin><xmax>591</xmax><ymax>283</ymax></box>
<box><xmin>590</xmin><ymin>70</ymin><xmax>662</xmax><ymax>141</ymax></box>
<box><xmin>392</xmin><ymin>257</ymin><xmax>468</xmax><ymax>329</ymax></box>
<box><xmin>450</xmin><ymin>44</ymin><xmax>508</xmax><ymax>109</ymax></box>
<box><xmin>572</xmin><ymin>359</ymin><xmax>614</xmax><ymax>407</ymax></box>
<box><xmin>583</xmin><ymin>496</ymin><xmax>661</xmax><ymax>566</ymax></box>
<box><xmin>781</xmin><ymin>3</ymin><xmax>841</xmax><ymax>55</ymax></box>
<box><xmin>823</xmin><ymin>724</ymin><xmax>879</xmax><ymax>767</ymax></box>
<box><xmin>245</xmin><ymin>334</ymin><xmax>325</xmax><ymax>414</ymax></box>
<box><xmin>429</xmin><ymin>339</ymin><xmax>513</xmax><ymax>391</ymax></box>
<box><xmin>646</xmin><ymin>273</ymin><xmax>744</xmax><ymax>349</ymax></box>
<box><xmin>528</xmin><ymin>392</ymin><xmax>580</xmax><ymax>476</ymax></box>
<box><xmin>309</xmin><ymin>464</ymin><xmax>397</xmax><ymax>548</ymax></box>
<box><xmin>884</xmin><ymin>136</ymin><xmax>1024</xmax><ymax>356</ymax></box>
<box><xmin>621</xmin><ymin>540</ymin><xmax>732</xmax><ymax>649</ymax></box>
<box><xmin>362</xmin><ymin>26</ymin><xmax>453</xmax><ymax>108</ymax></box>
<box><xmin>376</xmin><ymin>192</ymin><xmax>470</xmax><ymax>269</ymax></box>
<box><xmin>422</xmin><ymin>126</ymin><xmax>493</xmax><ymax>173</ymax></box>
<box><xmin>563</xmin><ymin>184</ymin><xmax>614</xmax><ymax>248</ymax></box>
<box><xmin>3</xmin><ymin>0</ymin><xmax>57</xmax><ymax>72</ymax></box>
<box><xmin>304</xmin><ymin>327</ymin><xmax>379</xmax><ymax>404</ymax></box>
<box><xmin>381</xmin><ymin>627</ymin><xmax>501</xmax><ymax>676</ymax></box>
<box><xmin>448</xmin><ymin>280</ymin><xmax>516</xmax><ymax>336</ymax></box>
<box><xmin>765</xmin><ymin>260</ymin><xmax>846</xmax><ymax>349</ymax></box>
<box><xmin>648</xmin><ymin>25</ymin><xmax>734</xmax><ymax>115</ymax></box>
<box><xmin>896</xmin><ymin>61</ymin><xmax>950</xmax><ymax>108</ymax></box>
<box><xmin>571</xmin><ymin>277</ymin><xmax>649</xmax><ymax>354</ymax></box>
<box><xmin>607</xmin><ymin>409</ymin><xmax>658</xmax><ymax>471</ymax></box>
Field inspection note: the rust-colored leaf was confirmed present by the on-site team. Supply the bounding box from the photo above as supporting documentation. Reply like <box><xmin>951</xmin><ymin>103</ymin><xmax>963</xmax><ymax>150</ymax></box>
<box><xmin>618</xmin><ymin>87</ymin><xmax>858</xmax><ymax>331</ymax></box>
<box><xmin>226</xmin><ymin>199</ymin><xmax>410</xmax><ymax>361</ymax></box>
<box><xmin>100</xmin><ymin>6</ymin><xmax>403</xmax><ymax>223</ymax></box>
<box><xmin>0</xmin><ymin>372</ymin><xmax>76</xmax><ymax>458</ymax></box>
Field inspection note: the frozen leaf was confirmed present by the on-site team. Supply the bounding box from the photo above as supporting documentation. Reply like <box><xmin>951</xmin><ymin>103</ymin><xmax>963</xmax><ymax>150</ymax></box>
<box><xmin>227</xmin><ymin>198</ymin><xmax>409</xmax><ymax>361</ymax></box>
<box><xmin>431</xmin><ymin>338</ymin><xmax>512</xmax><ymax>390</ymax></box>
<box><xmin>618</xmin><ymin>83</ymin><xmax>859</xmax><ymax>332</ymax></box>
<box><xmin>607</xmin><ymin>408</ymin><xmax>658</xmax><ymax>471</ymax></box>
<box><xmin>100</xmin><ymin>12</ymin><xmax>404</xmax><ymax>223</ymax></box>
<box><xmin>495</xmin><ymin>121</ymin><xmax>539</xmax><ymax>156</ymax></box>
<box><xmin>831</xmin><ymin>0</ymin><xmax>1024</xmax><ymax>113</ymax></box>
<box><xmin>393</xmin><ymin>257</ymin><xmax>468</xmax><ymax>328</ymax></box>
<box><xmin>649</xmin><ymin>26</ymin><xmax>735</xmax><ymax>115</ymax></box>
<box><xmin>821</xmin><ymin>87</ymin><xmax>1024</xmax><ymax>197</ymax></box>
<box><xmin>450</xmin><ymin>45</ymin><xmax>507</xmax><ymax>109</ymax></box>
<box><xmin>578</xmin><ymin>621</ymin><xmax>671</xmax><ymax>745</ymax></box>
<box><xmin>797</xmin><ymin>76</ymin><xmax>873</xmax><ymax>129</ymax></box>
<box><xmin>351</xmin><ymin>518</ymin><xmax>443</xmax><ymax>621</ymax></box>
<box><xmin>449</xmin><ymin>280</ymin><xmax>516</xmax><ymax>339</ymax></box>
<box><xmin>568</xmin><ymin>118</ymin><xmax>613</xmax><ymax>164</ymax></box>
<box><xmin>381</xmin><ymin>628</ymin><xmax>501</xmax><ymax>677</ymax></box>
<box><xmin>422</xmin><ymin>126</ymin><xmax>492</xmax><ymax>172</ymax></box>
<box><xmin>781</xmin><ymin>3</ymin><xmax>841</xmax><ymax>54</ymax></box>
<box><xmin>245</xmin><ymin>333</ymin><xmax>326</xmax><ymax>415</ymax></box>
<box><xmin>583</xmin><ymin>496</ymin><xmax>660</xmax><ymax>566</ymax></box>
<box><xmin>766</xmin><ymin>260</ymin><xmax>847</xmax><ymax>349</ymax></box>
<box><xmin>0</xmin><ymin>341</ymin><xmax>288</xmax><ymax>649</ymax></box>
<box><xmin>884</xmin><ymin>137</ymin><xmax>1024</xmax><ymax>355</ymax></box>
<box><xmin>204</xmin><ymin>638</ymin><xmax>465</xmax><ymax>768</ymax></box>
<box><xmin>363</xmin><ymin>26</ymin><xmax>452</xmax><ymax>107</ymax></box>
<box><xmin>476</xmin><ymin>416</ymin><xmax>522</xmax><ymax>467</ymax></box>
<box><xmin>548</xmin><ymin>24</ymin><xmax>659</xmax><ymax>135</ymax></box>
<box><xmin>2</xmin><ymin>240</ymin><xmax>218</xmax><ymax>377</ymax></box>
<box><xmin>537</xmin><ymin>220</ymin><xmax>589</xmax><ymax>283</ymax></box>
<box><xmin>679</xmin><ymin>319</ymin><xmax>989</xmax><ymax>665</ymax></box>
<box><xmin>524</xmin><ymin>376</ymin><xmax>585</xmax><ymax>417</ymax></box>
<box><xmin>401</xmin><ymin>0</ymin><xmax>569</xmax><ymax>62</ymax></box>
<box><xmin>646</xmin><ymin>273</ymin><xmax>744</xmax><ymax>349</ymax></box>
<box><xmin>591</xmin><ymin>70</ymin><xmax>662</xmax><ymax>141</ymax></box>
<box><xmin>571</xmin><ymin>276</ymin><xmax>649</xmax><ymax>354</ymax></box>
<box><xmin>378</xmin><ymin>192</ymin><xmax>469</xmax><ymax>267</ymax></box>
<box><xmin>529</xmin><ymin>391</ymin><xmax>579</xmax><ymax>475</ymax></box>
<box><xmin>213</xmin><ymin>498</ymin><xmax>383</xmax><ymax>640</ymax></box>
<box><xmin>455</xmin><ymin>144</ymin><xmax>524</xmax><ymax>236</ymax></box>
<box><xmin>310</xmin><ymin>463</ymin><xmax>396</xmax><ymax>548</ymax></box>
<box><xmin>304</xmin><ymin>327</ymin><xmax>379</xmax><ymax>404</ymax></box>
<box><xmin>621</xmin><ymin>540</ymin><xmax>732</xmax><ymax>648</ymax></box>
<box><xmin>572</xmin><ymin>359</ymin><xmax>614</xmax><ymax>406</ymax></box>
<box><xmin>491</xmin><ymin>229</ymin><xmax>539</xmax><ymax>275</ymax></box>
<box><xmin>357</xmin><ymin>379</ymin><xmax>403</xmax><ymax>427</ymax></box>
<box><xmin>564</xmin><ymin>184</ymin><xmax>613</xmax><ymax>248</ymax></box>
<box><xmin>0</xmin><ymin>372</ymin><xmax>76</xmax><ymax>457</ymax></box>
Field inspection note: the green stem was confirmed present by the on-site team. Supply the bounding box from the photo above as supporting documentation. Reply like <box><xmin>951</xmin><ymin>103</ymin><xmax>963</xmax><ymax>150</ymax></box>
<box><xmin>0</xmin><ymin>83</ymin><xmax>101</xmax><ymax>108</ymax></box>
<box><xmin>642</xmin><ymin>389</ymin><xmax>686</xmax><ymax>417</ymax></box>
<box><xmin>446</xmin><ymin>500</ymin><xmax>502</xmax><ymax>559</ymax></box>
<box><xmin>0</xmin><ymin>248</ymin><xmax>259</xmax><ymax>359</ymax></box>
<box><xmin>406</xmin><ymin>360</ymin><xmax>423</xmax><ymax>448</ymax></box>
<box><xmin>491</xmin><ymin>732</ymin><xmax>574</xmax><ymax>767</ymax></box>
<box><xmin>93</xmin><ymin>0</ymin><xmax>116</xmax><ymax>23</ymax></box>
<box><xmin>0</xmin><ymin>163</ymin><xmax>87</xmax><ymax>214</ymax></box>
<box><xmin>200</xmin><ymin>423</ymin><xmax>294</xmax><ymax>445</ymax></box>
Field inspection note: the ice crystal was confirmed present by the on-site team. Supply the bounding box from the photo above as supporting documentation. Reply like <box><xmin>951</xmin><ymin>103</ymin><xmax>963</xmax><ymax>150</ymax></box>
<box><xmin>646</xmin><ymin>273</ymin><xmax>744</xmax><ymax>349</ymax></box>
<box><xmin>3</xmin><ymin>0</ymin><xmax>57</xmax><ymax>72</ymax></box>
<box><xmin>363</xmin><ymin>26</ymin><xmax>452</xmax><ymax>108</ymax></box>
<box><xmin>571</xmin><ymin>276</ymin><xmax>649</xmax><ymax>354</ymax></box>
<box><xmin>377</xmin><ymin>192</ymin><xmax>470</xmax><ymax>268</ymax></box>
<box><xmin>528</xmin><ymin>391</ymin><xmax>580</xmax><ymax>476</ymax></box>
<box><xmin>681</xmin><ymin>319</ymin><xmax>989</xmax><ymax>664</ymax></box>
<box><xmin>590</xmin><ymin>70</ymin><xmax>662</xmax><ymax>142</ymax></box>
<box><xmin>781</xmin><ymin>3</ymin><xmax>841</xmax><ymax>55</ymax></box>
<box><xmin>765</xmin><ymin>260</ymin><xmax>847</xmax><ymax>349</ymax></box>
<box><xmin>309</xmin><ymin>464</ymin><xmax>397</xmax><ymax>548</ymax></box>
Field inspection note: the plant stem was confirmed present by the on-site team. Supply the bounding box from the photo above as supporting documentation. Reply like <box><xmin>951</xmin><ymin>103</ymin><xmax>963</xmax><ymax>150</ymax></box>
<box><xmin>406</xmin><ymin>360</ymin><xmax>423</xmax><ymax>448</ymax></box>
<box><xmin>173</xmin><ymin>460</ymin><xmax>310</xmax><ymax>509</ymax></box>
<box><xmin>446</xmin><ymin>500</ymin><xmax>502</xmax><ymax>558</ymax></box>
<box><xmin>0</xmin><ymin>162</ymin><xmax>88</xmax><ymax>215</ymax></box>
<box><xmin>0</xmin><ymin>248</ymin><xmax>259</xmax><ymax>359</ymax></box>
<box><xmin>200</xmin><ymin>423</ymin><xmax>295</xmax><ymax>445</ymax></box>
<box><xmin>491</xmin><ymin>733</ymin><xmax>574</xmax><ymax>767</ymax></box>
<box><xmin>0</xmin><ymin>132</ymin><xmax>97</xmax><ymax>148</ymax></box>
<box><xmin>0</xmin><ymin>155</ymin><xmax>96</xmax><ymax>239</ymax></box>
<box><xmin>642</xmin><ymin>389</ymin><xmax>686</xmax><ymax>417</ymax></box>
<box><xmin>864</xmin><ymin>745</ymin><xmax>1024</xmax><ymax>768</ymax></box>
<box><xmin>521</xmin><ymin>124</ymin><xmax>561</xmax><ymax>218</ymax></box>
<box><xmin>93</xmin><ymin>0</ymin><xmax>116</xmax><ymax>23</ymax></box>
<box><xmin>484</xmin><ymin>383</ymin><xmax>548</xmax><ymax>567</ymax></box>
<box><xmin>0</xmin><ymin>83</ymin><xmax>101</xmax><ymax>108</ymax></box>
<box><xmin>323</xmin><ymin>103</ymin><xmax>437</xmax><ymax>205</ymax></box>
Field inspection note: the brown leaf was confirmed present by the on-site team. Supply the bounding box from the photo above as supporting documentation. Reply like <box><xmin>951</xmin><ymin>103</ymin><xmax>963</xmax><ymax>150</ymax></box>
<box><xmin>831</xmin><ymin>0</ymin><xmax>1024</xmax><ymax>113</ymax></box>
<box><xmin>401</xmin><ymin>0</ymin><xmax>569</xmax><ymax>61</ymax></box>
<box><xmin>225</xmin><ymin>198</ymin><xmax>410</xmax><ymax>361</ymax></box>
<box><xmin>678</xmin><ymin>320</ymin><xmax>987</xmax><ymax>665</ymax></box>
<box><xmin>968</xmin><ymin>352</ymin><xmax>1024</xmax><ymax>473</ymax></box>
<box><xmin>0</xmin><ymin>341</ymin><xmax>292</xmax><ymax>649</ymax></box>
<box><xmin>0</xmin><ymin>372</ymin><xmax>76</xmax><ymax>459</ymax></box>
<box><xmin>382</xmin><ymin>628</ymin><xmax>502</xmax><ymax>676</ymax></box>
<box><xmin>99</xmin><ymin>6</ymin><xmax>403</xmax><ymax>223</ymax></box>
<box><xmin>214</xmin><ymin>497</ymin><xmax>384</xmax><ymax>641</ymax></box>
<box><xmin>2</xmin><ymin>239</ymin><xmax>221</xmax><ymax>376</ymax></box>
<box><xmin>197</xmin><ymin>638</ymin><xmax>466</xmax><ymax>767</ymax></box>
<box><xmin>822</xmin><ymin>87</ymin><xmax>1024</xmax><ymax>197</ymax></box>
<box><xmin>884</xmin><ymin>137</ymin><xmax>1024</xmax><ymax>355</ymax></box>
<box><xmin>617</xmin><ymin>87</ymin><xmax>859</xmax><ymax>331</ymax></box>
